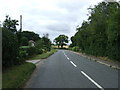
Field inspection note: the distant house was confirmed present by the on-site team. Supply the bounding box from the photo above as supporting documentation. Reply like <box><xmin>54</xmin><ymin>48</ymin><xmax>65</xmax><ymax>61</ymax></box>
<box><xmin>29</xmin><ymin>40</ymin><xmax>35</xmax><ymax>47</ymax></box>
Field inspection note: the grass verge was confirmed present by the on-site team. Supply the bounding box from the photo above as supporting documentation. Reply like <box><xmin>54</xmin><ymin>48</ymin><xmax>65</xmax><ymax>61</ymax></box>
<box><xmin>28</xmin><ymin>49</ymin><xmax>58</xmax><ymax>60</ymax></box>
<box><xmin>2</xmin><ymin>62</ymin><xmax>36</xmax><ymax>88</ymax></box>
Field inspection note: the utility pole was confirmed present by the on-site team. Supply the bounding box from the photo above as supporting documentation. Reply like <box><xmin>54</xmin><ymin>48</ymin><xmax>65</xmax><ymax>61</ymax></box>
<box><xmin>19</xmin><ymin>15</ymin><xmax>22</xmax><ymax>46</ymax></box>
<box><xmin>20</xmin><ymin>15</ymin><xmax>22</xmax><ymax>32</ymax></box>
<box><xmin>0</xmin><ymin>21</ymin><xmax>1</xmax><ymax>27</ymax></box>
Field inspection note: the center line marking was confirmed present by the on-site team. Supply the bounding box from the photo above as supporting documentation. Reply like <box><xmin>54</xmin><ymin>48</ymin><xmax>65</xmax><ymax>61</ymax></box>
<box><xmin>70</xmin><ymin>61</ymin><xmax>77</xmax><ymax>67</ymax></box>
<box><xmin>67</xmin><ymin>57</ymin><xmax>70</xmax><ymax>60</ymax></box>
<box><xmin>63</xmin><ymin>51</ymin><xmax>70</xmax><ymax>60</ymax></box>
<box><xmin>81</xmin><ymin>71</ymin><xmax>104</xmax><ymax>90</ymax></box>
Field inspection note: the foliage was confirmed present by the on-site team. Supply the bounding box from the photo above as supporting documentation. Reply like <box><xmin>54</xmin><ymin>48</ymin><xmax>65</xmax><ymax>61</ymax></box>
<box><xmin>2</xmin><ymin>62</ymin><xmax>36</xmax><ymax>88</ymax></box>
<box><xmin>35</xmin><ymin>34</ymin><xmax>51</xmax><ymax>53</ymax></box>
<box><xmin>54</xmin><ymin>34</ymin><xmax>68</xmax><ymax>48</ymax></box>
<box><xmin>3</xmin><ymin>15</ymin><xmax>19</xmax><ymax>33</ymax></box>
<box><xmin>71</xmin><ymin>46</ymin><xmax>80</xmax><ymax>52</ymax></box>
<box><xmin>37</xmin><ymin>49</ymin><xmax>43</xmax><ymax>54</ymax></box>
<box><xmin>41</xmin><ymin>36</ymin><xmax>51</xmax><ymax>51</ymax></box>
<box><xmin>2</xmin><ymin>28</ymin><xmax>20</xmax><ymax>67</ymax></box>
<box><xmin>2</xmin><ymin>15</ymin><xmax>52</xmax><ymax>69</ymax></box>
<box><xmin>16</xmin><ymin>31</ymin><xmax>40</xmax><ymax>46</ymax></box>
<box><xmin>36</xmin><ymin>39</ymin><xmax>43</xmax><ymax>49</ymax></box>
<box><xmin>19</xmin><ymin>50</ymin><xmax>28</xmax><ymax>59</ymax></box>
<box><xmin>19</xmin><ymin>46</ymin><xmax>38</xmax><ymax>57</ymax></box>
<box><xmin>71</xmin><ymin>2</ymin><xmax>120</xmax><ymax>61</ymax></box>
<box><xmin>20</xmin><ymin>36</ymin><xmax>28</xmax><ymax>46</ymax></box>
<box><xmin>27</xmin><ymin>47</ymin><xmax>38</xmax><ymax>56</ymax></box>
<box><xmin>28</xmin><ymin>49</ymin><xmax>57</xmax><ymax>60</ymax></box>
<box><xmin>20</xmin><ymin>31</ymin><xmax>40</xmax><ymax>41</ymax></box>
<box><xmin>69</xmin><ymin>36</ymin><xmax>77</xmax><ymax>47</ymax></box>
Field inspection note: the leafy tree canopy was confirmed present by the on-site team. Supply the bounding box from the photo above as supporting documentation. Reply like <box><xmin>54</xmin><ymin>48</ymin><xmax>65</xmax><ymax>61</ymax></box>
<box><xmin>54</xmin><ymin>35</ymin><xmax>68</xmax><ymax>48</ymax></box>
<box><xmin>3</xmin><ymin>15</ymin><xmax>19</xmax><ymax>32</ymax></box>
<box><xmin>71</xmin><ymin>1</ymin><xmax>120</xmax><ymax>61</ymax></box>
<box><xmin>20</xmin><ymin>31</ymin><xmax>40</xmax><ymax>42</ymax></box>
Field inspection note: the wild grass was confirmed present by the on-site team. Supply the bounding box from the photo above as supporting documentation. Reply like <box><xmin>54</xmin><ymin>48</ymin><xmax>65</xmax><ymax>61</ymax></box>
<box><xmin>28</xmin><ymin>49</ymin><xmax>58</xmax><ymax>60</ymax></box>
<box><xmin>2</xmin><ymin>62</ymin><xmax>36</xmax><ymax>88</ymax></box>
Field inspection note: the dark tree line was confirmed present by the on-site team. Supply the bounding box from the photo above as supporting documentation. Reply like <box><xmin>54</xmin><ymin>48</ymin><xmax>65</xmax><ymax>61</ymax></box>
<box><xmin>70</xmin><ymin>1</ymin><xmax>120</xmax><ymax>61</ymax></box>
<box><xmin>17</xmin><ymin>31</ymin><xmax>40</xmax><ymax>46</ymax></box>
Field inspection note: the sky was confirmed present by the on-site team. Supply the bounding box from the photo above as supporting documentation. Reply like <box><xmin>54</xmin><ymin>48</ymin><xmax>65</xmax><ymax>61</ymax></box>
<box><xmin>0</xmin><ymin>0</ymin><xmax>106</xmax><ymax>44</ymax></box>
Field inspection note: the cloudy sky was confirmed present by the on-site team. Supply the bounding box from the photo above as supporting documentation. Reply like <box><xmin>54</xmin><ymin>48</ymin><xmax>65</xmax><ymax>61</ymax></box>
<box><xmin>0</xmin><ymin>0</ymin><xmax>104</xmax><ymax>43</ymax></box>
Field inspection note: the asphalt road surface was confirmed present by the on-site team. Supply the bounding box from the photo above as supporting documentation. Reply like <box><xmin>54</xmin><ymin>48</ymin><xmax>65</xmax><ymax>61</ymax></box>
<box><xmin>25</xmin><ymin>50</ymin><xmax>119</xmax><ymax>89</ymax></box>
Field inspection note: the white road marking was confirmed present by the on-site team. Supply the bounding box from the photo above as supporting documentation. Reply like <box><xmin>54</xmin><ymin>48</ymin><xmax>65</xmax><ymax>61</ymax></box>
<box><xmin>63</xmin><ymin>51</ymin><xmax>76</xmax><ymax>67</ymax></box>
<box><xmin>63</xmin><ymin>51</ymin><xmax>70</xmax><ymax>60</ymax></box>
<box><xmin>63</xmin><ymin>51</ymin><xmax>65</xmax><ymax>55</ymax></box>
<box><xmin>81</xmin><ymin>71</ymin><xmax>104</xmax><ymax>90</ymax></box>
<box><xmin>63</xmin><ymin>51</ymin><xmax>66</xmax><ymax>56</ymax></box>
<box><xmin>67</xmin><ymin>57</ymin><xmax>70</xmax><ymax>60</ymax></box>
<box><xmin>65</xmin><ymin>54</ymin><xmax>67</xmax><ymax>57</ymax></box>
<box><xmin>70</xmin><ymin>61</ymin><xmax>77</xmax><ymax>67</ymax></box>
<box><xmin>63</xmin><ymin>51</ymin><xmax>104</xmax><ymax>89</ymax></box>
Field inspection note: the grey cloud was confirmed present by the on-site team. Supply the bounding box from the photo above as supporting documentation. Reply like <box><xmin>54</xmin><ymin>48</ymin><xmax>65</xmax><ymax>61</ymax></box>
<box><xmin>56</xmin><ymin>0</ymin><xmax>90</xmax><ymax>12</ymax></box>
<box><xmin>24</xmin><ymin>8</ymin><xmax>78</xmax><ymax>23</ymax></box>
<box><xmin>46</xmin><ymin>23</ymin><xmax>70</xmax><ymax>33</ymax></box>
<box><xmin>0</xmin><ymin>0</ymin><xmax>103</xmax><ymax>43</ymax></box>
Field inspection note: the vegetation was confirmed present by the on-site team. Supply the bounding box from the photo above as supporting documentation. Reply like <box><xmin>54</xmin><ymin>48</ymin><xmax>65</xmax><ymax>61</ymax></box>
<box><xmin>2</xmin><ymin>62</ymin><xmax>36</xmax><ymax>88</ymax></box>
<box><xmin>70</xmin><ymin>1</ymin><xmax>120</xmax><ymax>61</ymax></box>
<box><xmin>2</xmin><ymin>24</ymin><xmax>20</xmax><ymax>68</ymax></box>
<box><xmin>16</xmin><ymin>31</ymin><xmax>40</xmax><ymax>46</ymax></box>
<box><xmin>20</xmin><ymin>31</ymin><xmax>40</xmax><ymax>41</ymax></box>
<box><xmin>28</xmin><ymin>49</ymin><xmax>57</xmax><ymax>60</ymax></box>
<box><xmin>54</xmin><ymin>35</ymin><xmax>68</xmax><ymax>48</ymax></box>
<box><xmin>20</xmin><ymin>36</ymin><xmax>29</xmax><ymax>46</ymax></box>
<box><xmin>19</xmin><ymin>46</ymin><xmax>38</xmax><ymax>59</ymax></box>
<box><xmin>2</xmin><ymin>15</ymin><xmax>53</xmax><ymax>88</ymax></box>
<box><xmin>2</xmin><ymin>15</ymin><xmax>52</xmax><ymax>69</ymax></box>
<box><xmin>40</xmin><ymin>34</ymin><xmax>51</xmax><ymax>51</ymax></box>
<box><xmin>3</xmin><ymin>15</ymin><xmax>19</xmax><ymax>33</ymax></box>
<box><xmin>70</xmin><ymin>46</ymin><xmax>79</xmax><ymax>52</ymax></box>
<box><xmin>2</xmin><ymin>1</ymin><xmax>119</xmax><ymax>88</ymax></box>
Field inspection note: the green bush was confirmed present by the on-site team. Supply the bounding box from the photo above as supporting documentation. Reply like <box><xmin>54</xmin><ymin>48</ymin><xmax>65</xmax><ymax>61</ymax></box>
<box><xmin>72</xmin><ymin>46</ymin><xmax>79</xmax><ymax>52</ymax></box>
<box><xmin>36</xmin><ymin>39</ymin><xmax>43</xmax><ymax>49</ymax></box>
<box><xmin>19</xmin><ymin>50</ymin><xmax>28</xmax><ymax>59</ymax></box>
<box><xmin>2</xmin><ymin>28</ymin><xmax>20</xmax><ymax>67</ymax></box>
<box><xmin>20</xmin><ymin>36</ymin><xmax>28</xmax><ymax>46</ymax></box>
<box><xmin>20</xmin><ymin>46</ymin><xmax>38</xmax><ymax>57</ymax></box>
<box><xmin>37</xmin><ymin>49</ymin><xmax>43</xmax><ymax>54</ymax></box>
<box><xmin>27</xmin><ymin>47</ymin><xmax>37</xmax><ymax>56</ymax></box>
<box><xmin>68</xmin><ymin>47</ymin><xmax>72</xmax><ymax>50</ymax></box>
<box><xmin>41</xmin><ymin>36</ymin><xmax>51</xmax><ymax>51</ymax></box>
<box><xmin>41</xmin><ymin>49</ymin><xmax>45</xmax><ymax>53</ymax></box>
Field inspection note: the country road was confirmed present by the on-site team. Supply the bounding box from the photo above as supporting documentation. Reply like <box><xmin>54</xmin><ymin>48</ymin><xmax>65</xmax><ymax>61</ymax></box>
<box><xmin>25</xmin><ymin>50</ymin><xmax>118</xmax><ymax>89</ymax></box>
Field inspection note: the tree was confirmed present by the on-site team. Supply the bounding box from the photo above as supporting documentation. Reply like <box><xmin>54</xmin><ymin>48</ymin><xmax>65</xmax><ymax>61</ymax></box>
<box><xmin>3</xmin><ymin>15</ymin><xmax>19</xmax><ymax>33</ymax></box>
<box><xmin>69</xmin><ymin>36</ymin><xmax>76</xmax><ymax>47</ymax></box>
<box><xmin>20</xmin><ymin>31</ymin><xmax>40</xmax><ymax>42</ymax></box>
<box><xmin>106</xmin><ymin>2</ymin><xmax>120</xmax><ymax>60</ymax></box>
<box><xmin>41</xmin><ymin>34</ymin><xmax>51</xmax><ymax>51</ymax></box>
<box><xmin>54</xmin><ymin>35</ymin><xmax>68</xmax><ymax>48</ymax></box>
<box><xmin>2</xmin><ymin>28</ymin><xmax>19</xmax><ymax>67</ymax></box>
<box><xmin>71</xmin><ymin>1</ymin><xmax>120</xmax><ymax>61</ymax></box>
<box><xmin>20</xmin><ymin>36</ymin><xmax>28</xmax><ymax>46</ymax></box>
<box><xmin>36</xmin><ymin>39</ymin><xmax>43</xmax><ymax>49</ymax></box>
<box><xmin>2</xmin><ymin>16</ymin><xmax>28</xmax><ymax>68</ymax></box>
